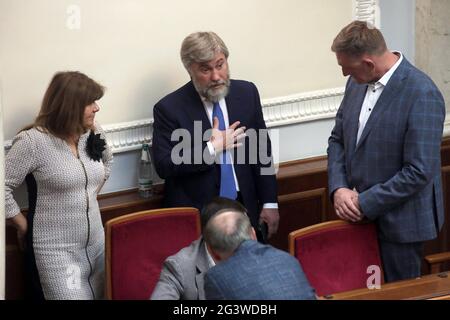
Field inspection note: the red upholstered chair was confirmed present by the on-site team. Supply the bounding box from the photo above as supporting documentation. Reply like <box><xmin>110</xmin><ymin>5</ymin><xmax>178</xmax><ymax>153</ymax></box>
<box><xmin>289</xmin><ymin>220</ymin><xmax>383</xmax><ymax>297</ymax></box>
<box><xmin>105</xmin><ymin>207</ymin><xmax>200</xmax><ymax>300</ymax></box>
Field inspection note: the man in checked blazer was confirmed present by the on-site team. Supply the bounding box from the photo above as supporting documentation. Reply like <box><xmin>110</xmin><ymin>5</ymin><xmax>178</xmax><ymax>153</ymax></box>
<box><xmin>327</xmin><ymin>21</ymin><xmax>445</xmax><ymax>282</ymax></box>
<box><xmin>203</xmin><ymin>199</ymin><xmax>316</xmax><ymax>300</ymax></box>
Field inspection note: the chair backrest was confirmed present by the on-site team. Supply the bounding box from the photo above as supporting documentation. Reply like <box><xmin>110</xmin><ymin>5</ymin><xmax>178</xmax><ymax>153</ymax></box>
<box><xmin>289</xmin><ymin>220</ymin><xmax>383</xmax><ymax>296</ymax></box>
<box><xmin>105</xmin><ymin>207</ymin><xmax>200</xmax><ymax>300</ymax></box>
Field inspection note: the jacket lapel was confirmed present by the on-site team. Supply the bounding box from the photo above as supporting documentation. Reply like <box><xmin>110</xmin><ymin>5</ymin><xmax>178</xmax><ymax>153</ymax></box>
<box><xmin>347</xmin><ymin>84</ymin><xmax>367</xmax><ymax>156</ymax></box>
<box><xmin>225</xmin><ymin>80</ymin><xmax>242</xmax><ymax>126</ymax></box>
<box><xmin>184</xmin><ymin>81</ymin><xmax>212</xmax><ymax>131</ymax></box>
<box><xmin>195</xmin><ymin>239</ymin><xmax>210</xmax><ymax>300</ymax></box>
<box><xmin>354</xmin><ymin>59</ymin><xmax>409</xmax><ymax>152</ymax></box>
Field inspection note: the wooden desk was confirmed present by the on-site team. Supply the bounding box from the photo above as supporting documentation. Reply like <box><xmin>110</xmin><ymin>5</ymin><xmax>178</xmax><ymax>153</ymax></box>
<box><xmin>323</xmin><ymin>272</ymin><xmax>450</xmax><ymax>300</ymax></box>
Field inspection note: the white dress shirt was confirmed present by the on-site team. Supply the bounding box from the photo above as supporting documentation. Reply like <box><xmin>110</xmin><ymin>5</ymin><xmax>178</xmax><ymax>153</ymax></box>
<box><xmin>203</xmin><ymin>97</ymin><xmax>241</xmax><ymax>191</ymax></box>
<box><xmin>204</xmin><ymin>242</ymin><xmax>216</xmax><ymax>267</ymax></box>
<box><xmin>356</xmin><ymin>51</ymin><xmax>403</xmax><ymax>145</ymax></box>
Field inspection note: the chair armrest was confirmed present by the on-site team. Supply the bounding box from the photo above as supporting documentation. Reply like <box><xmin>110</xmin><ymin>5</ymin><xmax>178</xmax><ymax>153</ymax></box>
<box><xmin>425</xmin><ymin>252</ymin><xmax>450</xmax><ymax>274</ymax></box>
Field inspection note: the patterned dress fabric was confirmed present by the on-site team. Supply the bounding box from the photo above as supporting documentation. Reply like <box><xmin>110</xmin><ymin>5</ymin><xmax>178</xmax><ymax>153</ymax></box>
<box><xmin>5</xmin><ymin>124</ymin><xmax>113</xmax><ymax>300</ymax></box>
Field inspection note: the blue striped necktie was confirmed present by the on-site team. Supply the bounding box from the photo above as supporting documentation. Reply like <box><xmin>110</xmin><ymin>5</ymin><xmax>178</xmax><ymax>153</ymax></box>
<box><xmin>213</xmin><ymin>102</ymin><xmax>237</xmax><ymax>200</ymax></box>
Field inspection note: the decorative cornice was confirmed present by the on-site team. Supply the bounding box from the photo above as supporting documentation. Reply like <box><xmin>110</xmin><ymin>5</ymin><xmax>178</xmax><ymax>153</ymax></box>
<box><xmin>99</xmin><ymin>87</ymin><xmax>345</xmax><ymax>151</ymax></box>
<box><xmin>5</xmin><ymin>90</ymin><xmax>450</xmax><ymax>153</ymax></box>
<box><xmin>262</xmin><ymin>88</ymin><xmax>344</xmax><ymax>128</ymax></box>
<box><xmin>2</xmin><ymin>119</ymin><xmax>154</xmax><ymax>154</ymax></box>
<box><xmin>353</xmin><ymin>0</ymin><xmax>380</xmax><ymax>28</ymax></box>
<box><xmin>2</xmin><ymin>1</ymin><xmax>384</xmax><ymax>154</ymax></box>
<box><xmin>101</xmin><ymin>119</ymin><xmax>153</xmax><ymax>153</ymax></box>
<box><xmin>444</xmin><ymin>119</ymin><xmax>450</xmax><ymax>138</ymax></box>
<box><xmin>3</xmin><ymin>88</ymin><xmax>345</xmax><ymax>153</ymax></box>
<box><xmin>4</xmin><ymin>139</ymin><xmax>11</xmax><ymax>151</ymax></box>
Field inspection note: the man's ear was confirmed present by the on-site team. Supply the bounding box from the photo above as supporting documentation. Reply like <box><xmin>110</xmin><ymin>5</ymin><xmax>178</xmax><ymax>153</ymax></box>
<box><xmin>206</xmin><ymin>244</ymin><xmax>223</xmax><ymax>262</ymax></box>
<box><xmin>362</xmin><ymin>57</ymin><xmax>376</xmax><ymax>72</ymax></box>
<box><xmin>250</xmin><ymin>227</ymin><xmax>257</xmax><ymax>240</ymax></box>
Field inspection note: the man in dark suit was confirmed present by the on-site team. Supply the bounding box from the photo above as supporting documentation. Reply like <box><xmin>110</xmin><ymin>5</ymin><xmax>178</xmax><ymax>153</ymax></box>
<box><xmin>203</xmin><ymin>199</ymin><xmax>316</xmax><ymax>300</ymax></box>
<box><xmin>327</xmin><ymin>21</ymin><xmax>445</xmax><ymax>282</ymax></box>
<box><xmin>152</xmin><ymin>31</ymin><xmax>279</xmax><ymax>238</ymax></box>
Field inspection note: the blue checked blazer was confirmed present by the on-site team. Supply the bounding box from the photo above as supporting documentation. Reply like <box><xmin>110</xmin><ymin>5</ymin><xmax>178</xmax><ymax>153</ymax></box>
<box><xmin>204</xmin><ymin>240</ymin><xmax>316</xmax><ymax>300</ymax></box>
<box><xmin>328</xmin><ymin>58</ymin><xmax>445</xmax><ymax>243</ymax></box>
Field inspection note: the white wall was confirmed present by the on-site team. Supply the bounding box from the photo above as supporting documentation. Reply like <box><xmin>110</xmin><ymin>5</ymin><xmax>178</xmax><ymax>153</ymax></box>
<box><xmin>415</xmin><ymin>0</ymin><xmax>450</xmax><ymax>114</ymax></box>
<box><xmin>271</xmin><ymin>120</ymin><xmax>336</xmax><ymax>162</ymax></box>
<box><xmin>379</xmin><ymin>0</ymin><xmax>416</xmax><ymax>62</ymax></box>
<box><xmin>3</xmin><ymin>0</ymin><xmax>422</xmax><ymax>198</ymax></box>
<box><xmin>0</xmin><ymin>0</ymin><xmax>351</xmax><ymax>140</ymax></box>
<box><xmin>1</xmin><ymin>0</ymin><xmax>357</xmax><ymax>199</ymax></box>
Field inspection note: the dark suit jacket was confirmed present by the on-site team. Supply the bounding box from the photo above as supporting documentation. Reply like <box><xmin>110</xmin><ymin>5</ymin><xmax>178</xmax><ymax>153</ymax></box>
<box><xmin>204</xmin><ymin>240</ymin><xmax>316</xmax><ymax>300</ymax></box>
<box><xmin>328</xmin><ymin>57</ymin><xmax>445</xmax><ymax>243</ymax></box>
<box><xmin>152</xmin><ymin>80</ymin><xmax>277</xmax><ymax>227</ymax></box>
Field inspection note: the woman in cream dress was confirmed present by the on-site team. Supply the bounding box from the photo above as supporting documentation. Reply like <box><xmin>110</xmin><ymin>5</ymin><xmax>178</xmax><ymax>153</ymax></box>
<box><xmin>5</xmin><ymin>71</ymin><xmax>113</xmax><ymax>299</ymax></box>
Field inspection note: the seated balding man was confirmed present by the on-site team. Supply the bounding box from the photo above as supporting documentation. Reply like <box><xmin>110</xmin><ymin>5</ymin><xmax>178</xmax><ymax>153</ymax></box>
<box><xmin>203</xmin><ymin>202</ymin><xmax>316</xmax><ymax>300</ymax></box>
<box><xmin>150</xmin><ymin>197</ymin><xmax>246</xmax><ymax>300</ymax></box>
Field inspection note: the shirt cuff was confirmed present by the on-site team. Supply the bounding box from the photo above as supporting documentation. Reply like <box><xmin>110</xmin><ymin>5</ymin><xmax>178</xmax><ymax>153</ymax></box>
<box><xmin>206</xmin><ymin>141</ymin><xmax>216</xmax><ymax>157</ymax></box>
<box><xmin>263</xmin><ymin>203</ymin><xmax>278</xmax><ymax>209</ymax></box>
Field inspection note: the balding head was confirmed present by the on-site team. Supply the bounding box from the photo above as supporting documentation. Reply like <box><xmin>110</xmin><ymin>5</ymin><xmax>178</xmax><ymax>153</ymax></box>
<box><xmin>204</xmin><ymin>210</ymin><xmax>256</xmax><ymax>261</ymax></box>
<box><xmin>200</xmin><ymin>197</ymin><xmax>247</xmax><ymax>231</ymax></box>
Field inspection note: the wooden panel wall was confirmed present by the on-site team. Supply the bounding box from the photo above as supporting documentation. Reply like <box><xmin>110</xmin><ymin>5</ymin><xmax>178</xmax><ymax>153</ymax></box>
<box><xmin>5</xmin><ymin>138</ymin><xmax>450</xmax><ymax>299</ymax></box>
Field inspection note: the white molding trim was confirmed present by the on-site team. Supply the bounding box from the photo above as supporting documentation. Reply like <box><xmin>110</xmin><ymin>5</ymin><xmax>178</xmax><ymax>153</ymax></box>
<box><xmin>101</xmin><ymin>119</ymin><xmax>153</xmax><ymax>153</ymax></box>
<box><xmin>2</xmin><ymin>119</ymin><xmax>155</xmax><ymax>154</ymax></box>
<box><xmin>2</xmin><ymin>1</ymin><xmax>384</xmax><ymax>155</ymax></box>
<box><xmin>4</xmin><ymin>139</ymin><xmax>11</xmax><ymax>151</ymax></box>
<box><xmin>444</xmin><ymin>118</ymin><xmax>450</xmax><ymax>138</ymax></box>
<box><xmin>98</xmin><ymin>88</ymin><xmax>346</xmax><ymax>151</ymax></box>
<box><xmin>353</xmin><ymin>0</ymin><xmax>380</xmax><ymax>28</ymax></box>
<box><xmin>3</xmin><ymin>88</ymin><xmax>345</xmax><ymax>153</ymax></box>
<box><xmin>262</xmin><ymin>88</ymin><xmax>344</xmax><ymax>128</ymax></box>
<box><xmin>5</xmin><ymin>94</ymin><xmax>450</xmax><ymax>154</ymax></box>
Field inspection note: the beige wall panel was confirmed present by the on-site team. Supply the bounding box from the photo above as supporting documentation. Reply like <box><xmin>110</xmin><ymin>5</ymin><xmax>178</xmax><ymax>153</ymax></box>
<box><xmin>0</xmin><ymin>0</ymin><xmax>352</xmax><ymax>139</ymax></box>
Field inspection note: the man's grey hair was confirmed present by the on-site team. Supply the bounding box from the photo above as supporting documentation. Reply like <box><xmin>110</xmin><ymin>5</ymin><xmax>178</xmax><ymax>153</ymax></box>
<box><xmin>203</xmin><ymin>210</ymin><xmax>252</xmax><ymax>256</ymax></box>
<box><xmin>180</xmin><ymin>31</ymin><xmax>229</xmax><ymax>70</ymax></box>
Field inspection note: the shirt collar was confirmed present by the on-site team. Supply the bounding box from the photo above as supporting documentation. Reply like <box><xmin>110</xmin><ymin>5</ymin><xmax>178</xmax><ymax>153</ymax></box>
<box><xmin>373</xmin><ymin>51</ymin><xmax>403</xmax><ymax>88</ymax></box>
<box><xmin>204</xmin><ymin>242</ymin><xmax>216</xmax><ymax>267</ymax></box>
<box><xmin>198</xmin><ymin>92</ymin><xmax>226</xmax><ymax>109</ymax></box>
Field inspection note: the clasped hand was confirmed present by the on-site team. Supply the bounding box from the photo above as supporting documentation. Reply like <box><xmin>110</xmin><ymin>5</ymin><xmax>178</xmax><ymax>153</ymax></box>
<box><xmin>333</xmin><ymin>188</ymin><xmax>363</xmax><ymax>222</ymax></box>
<box><xmin>210</xmin><ymin>117</ymin><xmax>246</xmax><ymax>153</ymax></box>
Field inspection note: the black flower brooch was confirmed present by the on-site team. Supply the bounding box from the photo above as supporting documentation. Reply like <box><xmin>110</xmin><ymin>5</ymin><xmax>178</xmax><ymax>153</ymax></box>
<box><xmin>86</xmin><ymin>131</ymin><xmax>106</xmax><ymax>162</ymax></box>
